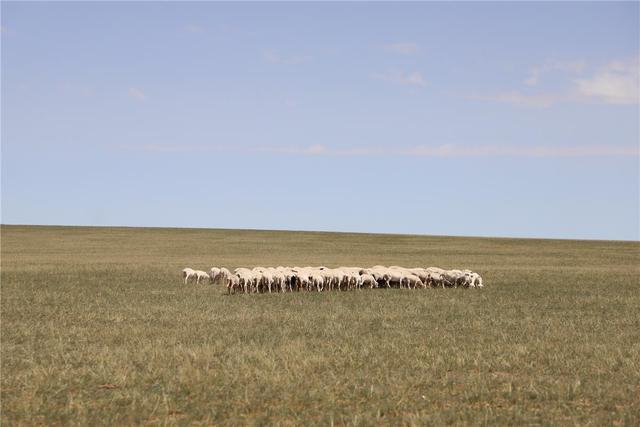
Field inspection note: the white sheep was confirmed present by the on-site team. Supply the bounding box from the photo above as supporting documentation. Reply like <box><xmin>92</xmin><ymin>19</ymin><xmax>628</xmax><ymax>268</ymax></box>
<box><xmin>359</xmin><ymin>273</ymin><xmax>378</xmax><ymax>289</ymax></box>
<box><xmin>425</xmin><ymin>267</ymin><xmax>446</xmax><ymax>288</ymax></box>
<box><xmin>182</xmin><ymin>268</ymin><xmax>197</xmax><ymax>285</ymax></box>
<box><xmin>403</xmin><ymin>273</ymin><xmax>426</xmax><ymax>289</ymax></box>
<box><xmin>235</xmin><ymin>268</ymin><xmax>258</xmax><ymax>293</ymax></box>
<box><xmin>209</xmin><ymin>265</ymin><xmax>482</xmax><ymax>294</ymax></box>
<box><xmin>227</xmin><ymin>274</ymin><xmax>240</xmax><ymax>294</ymax></box>
<box><xmin>194</xmin><ymin>270</ymin><xmax>210</xmax><ymax>285</ymax></box>
<box><xmin>209</xmin><ymin>267</ymin><xmax>221</xmax><ymax>284</ymax></box>
<box><xmin>309</xmin><ymin>272</ymin><xmax>325</xmax><ymax>292</ymax></box>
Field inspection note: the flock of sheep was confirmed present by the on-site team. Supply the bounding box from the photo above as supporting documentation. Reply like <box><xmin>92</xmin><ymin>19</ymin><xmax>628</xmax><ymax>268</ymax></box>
<box><xmin>182</xmin><ymin>266</ymin><xmax>484</xmax><ymax>294</ymax></box>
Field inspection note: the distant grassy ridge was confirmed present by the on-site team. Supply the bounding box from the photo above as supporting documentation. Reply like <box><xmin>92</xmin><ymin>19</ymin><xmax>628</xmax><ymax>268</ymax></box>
<box><xmin>1</xmin><ymin>225</ymin><xmax>639</xmax><ymax>425</ymax></box>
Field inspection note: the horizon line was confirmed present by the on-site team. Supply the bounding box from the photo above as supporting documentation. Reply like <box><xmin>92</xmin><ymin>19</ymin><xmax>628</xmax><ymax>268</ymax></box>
<box><xmin>2</xmin><ymin>222</ymin><xmax>638</xmax><ymax>244</ymax></box>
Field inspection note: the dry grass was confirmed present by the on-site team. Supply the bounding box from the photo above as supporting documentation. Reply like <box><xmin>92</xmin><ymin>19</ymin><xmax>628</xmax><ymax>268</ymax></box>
<box><xmin>1</xmin><ymin>225</ymin><xmax>639</xmax><ymax>425</ymax></box>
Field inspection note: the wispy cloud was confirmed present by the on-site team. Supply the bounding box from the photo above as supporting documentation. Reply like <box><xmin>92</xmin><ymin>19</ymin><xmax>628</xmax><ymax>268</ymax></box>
<box><xmin>185</xmin><ymin>24</ymin><xmax>205</xmax><ymax>34</ymax></box>
<box><xmin>477</xmin><ymin>57</ymin><xmax>639</xmax><ymax>107</ymax></box>
<box><xmin>469</xmin><ymin>91</ymin><xmax>564</xmax><ymax>108</ymax></box>
<box><xmin>382</xmin><ymin>42</ymin><xmax>420</xmax><ymax>55</ymax></box>
<box><xmin>127</xmin><ymin>143</ymin><xmax>328</xmax><ymax>156</ymax></box>
<box><xmin>125</xmin><ymin>143</ymin><xmax>638</xmax><ymax>158</ymax></box>
<box><xmin>524</xmin><ymin>60</ymin><xmax>586</xmax><ymax>86</ymax></box>
<box><xmin>575</xmin><ymin>58</ymin><xmax>639</xmax><ymax>105</ymax></box>
<box><xmin>372</xmin><ymin>70</ymin><xmax>426</xmax><ymax>88</ymax></box>
<box><xmin>262</xmin><ymin>49</ymin><xmax>312</xmax><ymax>65</ymax></box>
<box><xmin>128</xmin><ymin>87</ymin><xmax>147</xmax><ymax>102</ymax></box>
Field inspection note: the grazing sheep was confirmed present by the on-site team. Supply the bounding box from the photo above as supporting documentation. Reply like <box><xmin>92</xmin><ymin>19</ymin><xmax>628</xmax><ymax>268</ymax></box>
<box><xmin>235</xmin><ymin>269</ymin><xmax>257</xmax><ymax>293</ymax></box>
<box><xmin>277</xmin><ymin>267</ymin><xmax>296</xmax><ymax>292</ymax></box>
<box><xmin>425</xmin><ymin>267</ymin><xmax>446</xmax><ymax>288</ymax></box>
<box><xmin>182</xmin><ymin>268</ymin><xmax>197</xmax><ymax>285</ymax></box>
<box><xmin>293</xmin><ymin>269</ymin><xmax>311</xmax><ymax>291</ymax></box>
<box><xmin>209</xmin><ymin>267</ymin><xmax>221</xmax><ymax>284</ymax></box>
<box><xmin>271</xmin><ymin>269</ymin><xmax>286</xmax><ymax>293</ymax></box>
<box><xmin>368</xmin><ymin>267</ymin><xmax>389</xmax><ymax>287</ymax></box>
<box><xmin>472</xmin><ymin>272</ymin><xmax>484</xmax><ymax>288</ymax></box>
<box><xmin>403</xmin><ymin>273</ymin><xmax>426</xmax><ymax>289</ymax></box>
<box><xmin>441</xmin><ymin>270</ymin><xmax>467</xmax><ymax>288</ymax></box>
<box><xmin>218</xmin><ymin>267</ymin><xmax>232</xmax><ymax>281</ymax></box>
<box><xmin>408</xmin><ymin>268</ymin><xmax>431</xmax><ymax>285</ymax></box>
<box><xmin>260</xmin><ymin>269</ymin><xmax>275</xmax><ymax>293</ymax></box>
<box><xmin>214</xmin><ymin>268</ymin><xmax>239</xmax><ymax>293</ymax></box>
<box><xmin>383</xmin><ymin>269</ymin><xmax>405</xmax><ymax>288</ymax></box>
<box><xmin>198</xmin><ymin>265</ymin><xmax>482</xmax><ymax>294</ymax></box>
<box><xmin>359</xmin><ymin>273</ymin><xmax>378</xmax><ymax>289</ymax></box>
<box><xmin>309</xmin><ymin>272</ymin><xmax>325</xmax><ymax>292</ymax></box>
<box><xmin>227</xmin><ymin>274</ymin><xmax>240</xmax><ymax>294</ymax></box>
<box><xmin>194</xmin><ymin>270</ymin><xmax>210</xmax><ymax>285</ymax></box>
<box><xmin>463</xmin><ymin>270</ymin><xmax>484</xmax><ymax>288</ymax></box>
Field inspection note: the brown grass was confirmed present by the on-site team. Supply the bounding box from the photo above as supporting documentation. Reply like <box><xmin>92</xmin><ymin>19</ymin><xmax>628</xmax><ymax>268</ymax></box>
<box><xmin>1</xmin><ymin>225</ymin><xmax>639</xmax><ymax>425</ymax></box>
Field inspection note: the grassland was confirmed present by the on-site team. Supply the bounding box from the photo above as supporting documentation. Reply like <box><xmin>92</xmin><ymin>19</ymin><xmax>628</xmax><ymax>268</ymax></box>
<box><xmin>1</xmin><ymin>225</ymin><xmax>639</xmax><ymax>425</ymax></box>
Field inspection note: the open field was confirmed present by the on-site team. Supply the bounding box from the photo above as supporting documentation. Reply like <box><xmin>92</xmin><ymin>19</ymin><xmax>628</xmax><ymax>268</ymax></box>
<box><xmin>1</xmin><ymin>225</ymin><xmax>639</xmax><ymax>425</ymax></box>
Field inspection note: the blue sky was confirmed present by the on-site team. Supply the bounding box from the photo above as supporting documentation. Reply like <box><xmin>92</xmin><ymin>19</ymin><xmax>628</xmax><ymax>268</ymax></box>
<box><xmin>2</xmin><ymin>2</ymin><xmax>639</xmax><ymax>240</ymax></box>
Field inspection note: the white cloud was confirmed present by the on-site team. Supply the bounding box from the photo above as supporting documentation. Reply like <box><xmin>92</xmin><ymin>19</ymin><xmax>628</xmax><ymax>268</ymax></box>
<box><xmin>127</xmin><ymin>87</ymin><xmax>147</xmax><ymax>102</ymax></box>
<box><xmin>476</xmin><ymin>57</ymin><xmax>638</xmax><ymax>107</ymax></box>
<box><xmin>262</xmin><ymin>49</ymin><xmax>312</xmax><ymax>65</ymax></box>
<box><xmin>126</xmin><ymin>143</ymin><xmax>638</xmax><ymax>158</ymax></box>
<box><xmin>382</xmin><ymin>42</ymin><xmax>420</xmax><ymax>55</ymax></box>
<box><xmin>470</xmin><ymin>91</ymin><xmax>563</xmax><ymax>108</ymax></box>
<box><xmin>525</xmin><ymin>60</ymin><xmax>586</xmax><ymax>86</ymax></box>
<box><xmin>305</xmin><ymin>144</ymin><xmax>327</xmax><ymax>155</ymax></box>
<box><xmin>257</xmin><ymin>144</ymin><xmax>328</xmax><ymax>155</ymax></box>
<box><xmin>574</xmin><ymin>58</ymin><xmax>639</xmax><ymax>105</ymax></box>
<box><xmin>405</xmin><ymin>72</ymin><xmax>426</xmax><ymax>87</ymax></box>
<box><xmin>373</xmin><ymin>70</ymin><xmax>426</xmax><ymax>88</ymax></box>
